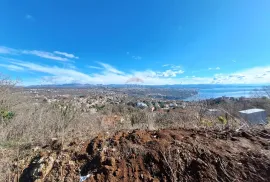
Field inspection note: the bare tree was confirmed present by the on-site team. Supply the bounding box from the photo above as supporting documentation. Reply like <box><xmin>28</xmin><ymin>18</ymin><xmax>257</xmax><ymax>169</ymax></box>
<box><xmin>0</xmin><ymin>74</ymin><xmax>19</xmax><ymax>125</ymax></box>
<box><xmin>51</xmin><ymin>100</ymin><xmax>77</xmax><ymax>146</ymax></box>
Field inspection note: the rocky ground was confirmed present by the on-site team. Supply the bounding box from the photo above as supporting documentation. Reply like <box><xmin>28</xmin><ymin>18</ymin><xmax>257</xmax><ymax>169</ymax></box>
<box><xmin>11</xmin><ymin>128</ymin><xmax>270</xmax><ymax>182</ymax></box>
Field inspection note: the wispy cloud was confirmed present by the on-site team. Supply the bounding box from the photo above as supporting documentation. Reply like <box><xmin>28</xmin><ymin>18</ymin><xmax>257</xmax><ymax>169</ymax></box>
<box><xmin>10</xmin><ymin>61</ymin><xmax>100</xmax><ymax>84</ymax></box>
<box><xmin>3</xmin><ymin>59</ymin><xmax>191</xmax><ymax>85</ymax></box>
<box><xmin>0</xmin><ymin>46</ymin><xmax>78</xmax><ymax>61</ymax></box>
<box><xmin>159</xmin><ymin>64</ymin><xmax>184</xmax><ymax>77</ymax></box>
<box><xmin>97</xmin><ymin>62</ymin><xmax>124</xmax><ymax>75</ymax></box>
<box><xmin>0</xmin><ymin>46</ymin><xmax>16</xmax><ymax>54</ymax></box>
<box><xmin>87</xmin><ymin>65</ymin><xmax>103</xmax><ymax>70</ymax></box>
<box><xmin>126</xmin><ymin>51</ymin><xmax>142</xmax><ymax>60</ymax></box>
<box><xmin>132</xmin><ymin>56</ymin><xmax>142</xmax><ymax>60</ymax></box>
<box><xmin>64</xmin><ymin>63</ymin><xmax>77</xmax><ymax>69</ymax></box>
<box><xmin>22</xmin><ymin>50</ymin><xmax>69</xmax><ymax>61</ymax></box>
<box><xmin>171</xmin><ymin>65</ymin><xmax>182</xmax><ymax>70</ymax></box>
<box><xmin>2</xmin><ymin>57</ymin><xmax>270</xmax><ymax>85</ymax></box>
<box><xmin>159</xmin><ymin>69</ymin><xmax>184</xmax><ymax>77</ymax></box>
<box><xmin>208</xmin><ymin>67</ymin><xmax>220</xmax><ymax>70</ymax></box>
<box><xmin>132</xmin><ymin>67</ymin><xmax>184</xmax><ymax>78</ymax></box>
<box><xmin>0</xmin><ymin>64</ymin><xmax>24</xmax><ymax>71</ymax></box>
<box><xmin>162</xmin><ymin>64</ymin><xmax>182</xmax><ymax>70</ymax></box>
<box><xmin>212</xmin><ymin>66</ymin><xmax>270</xmax><ymax>84</ymax></box>
<box><xmin>54</xmin><ymin>51</ymin><xmax>79</xmax><ymax>59</ymax></box>
<box><xmin>162</xmin><ymin>64</ymin><xmax>173</xmax><ymax>67</ymax></box>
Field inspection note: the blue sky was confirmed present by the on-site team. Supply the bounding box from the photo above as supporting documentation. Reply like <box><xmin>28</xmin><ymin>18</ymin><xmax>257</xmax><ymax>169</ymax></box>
<box><xmin>1</xmin><ymin>0</ymin><xmax>270</xmax><ymax>85</ymax></box>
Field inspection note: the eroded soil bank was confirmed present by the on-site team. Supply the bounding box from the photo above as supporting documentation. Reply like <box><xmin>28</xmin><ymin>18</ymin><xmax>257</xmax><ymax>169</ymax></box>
<box><xmin>13</xmin><ymin>128</ymin><xmax>270</xmax><ymax>182</ymax></box>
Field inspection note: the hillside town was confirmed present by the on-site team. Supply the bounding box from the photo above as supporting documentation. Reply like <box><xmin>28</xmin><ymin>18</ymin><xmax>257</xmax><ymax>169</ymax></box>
<box><xmin>23</xmin><ymin>87</ymin><xmax>270</xmax><ymax>126</ymax></box>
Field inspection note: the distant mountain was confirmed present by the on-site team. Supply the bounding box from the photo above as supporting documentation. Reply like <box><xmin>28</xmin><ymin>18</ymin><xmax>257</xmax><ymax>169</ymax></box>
<box><xmin>26</xmin><ymin>83</ymin><xmax>266</xmax><ymax>89</ymax></box>
<box><xmin>26</xmin><ymin>83</ymin><xmax>99</xmax><ymax>88</ymax></box>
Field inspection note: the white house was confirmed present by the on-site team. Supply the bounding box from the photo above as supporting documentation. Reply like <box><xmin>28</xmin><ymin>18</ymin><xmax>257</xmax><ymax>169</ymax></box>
<box><xmin>239</xmin><ymin>108</ymin><xmax>267</xmax><ymax>125</ymax></box>
<box><xmin>136</xmin><ymin>102</ymin><xmax>148</xmax><ymax>109</ymax></box>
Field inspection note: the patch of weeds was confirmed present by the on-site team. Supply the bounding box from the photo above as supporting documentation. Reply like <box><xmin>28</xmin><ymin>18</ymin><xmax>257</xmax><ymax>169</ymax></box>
<box><xmin>158</xmin><ymin>102</ymin><xmax>165</xmax><ymax>108</ymax></box>
<box><xmin>0</xmin><ymin>140</ymin><xmax>20</xmax><ymax>149</ymax></box>
<box><xmin>218</xmin><ymin>116</ymin><xmax>227</xmax><ymax>125</ymax></box>
<box><xmin>0</xmin><ymin>110</ymin><xmax>15</xmax><ymax>120</ymax></box>
<box><xmin>267</xmin><ymin>117</ymin><xmax>270</xmax><ymax>124</ymax></box>
<box><xmin>95</xmin><ymin>105</ymin><xmax>105</xmax><ymax>111</ymax></box>
<box><xmin>201</xmin><ymin>119</ymin><xmax>213</xmax><ymax>127</ymax></box>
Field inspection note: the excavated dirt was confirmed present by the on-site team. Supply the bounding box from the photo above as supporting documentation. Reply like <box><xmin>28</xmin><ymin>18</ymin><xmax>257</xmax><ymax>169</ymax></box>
<box><xmin>13</xmin><ymin>128</ymin><xmax>270</xmax><ymax>182</ymax></box>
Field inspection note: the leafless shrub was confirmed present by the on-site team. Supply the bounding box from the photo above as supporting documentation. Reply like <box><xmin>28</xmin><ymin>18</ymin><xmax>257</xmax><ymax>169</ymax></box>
<box><xmin>155</xmin><ymin>112</ymin><xmax>183</xmax><ymax>128</ymax></box>
<box><xmin>0</xmin><ymin>74</ymin><xmax>18</xmax><ymax>123</ymax></box>
<box><xmin>51</xmin><ymin>101</ymin><xmax>77</xmax><ymax>145</ymax></box>
<box><xmin>130</xmin><ymin>109</ymin><xmax>148</xmax><ymax>126</ymax></box>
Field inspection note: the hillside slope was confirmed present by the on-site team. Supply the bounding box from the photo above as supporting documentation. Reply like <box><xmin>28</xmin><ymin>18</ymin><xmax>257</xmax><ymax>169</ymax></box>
<box><xmin>14</xmin><ymin>128</ymin><xmax>270</xmax><ymax>182</ymax></box>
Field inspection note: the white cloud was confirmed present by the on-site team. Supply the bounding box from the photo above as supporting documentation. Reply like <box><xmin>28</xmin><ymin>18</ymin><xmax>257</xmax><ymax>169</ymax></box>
<box><xmin>132</xmin><ymin>70</ymin><xmax>158</xmax><ymax>78</ymax></box>
<box><xmin>212</xmin><ymin>66</ymin><xmax>270</xmax><ymax>84</ymax></box>
<box><xmin>162</xmin><ymin>64</ymin><xmax>182</xmax><ymax>70</ymax></box>
<box><xmin>159</xmin><ymin>69</ymin><xmax>184</xmax><ymax>77</ymax></box>
<box><xmin>0</xmin><ymin>46</ymin><xmax>16</xmax><ymax>54</ymax></box>
<box><xmin>0</xmin><ymin>64</ymin><xmax>24</xmax><ymax>71</ymax></box>
<box><xmin>54</xmin><ymin>51</ymin><xmax>79</xmax><ymax>59</ymax></box>
<box><xmin>162</xmin><ymin>64</ymin><xmax>172</xmax><ymax>67</ymax></box>
<box><xmin>87</xmin><ymin>65</ymin><xmax>103</xmax><ymax>70</ymax></box>
<box><xmin>132</xmin><ymin>56</ymin><xmax>142</xmax><ymax>60</ymax></box>
<box><xmin>22</xmin><ymin>50</ymin><xmax>69</xmax><ymax>61</ymax></box>
<box><xmin>10</xmin><ymin>61</ymin><xmax>102</xmax><ymax>84</ymax></box>
<box><xmin>5</xmin><ymin>59</ymin><xmax>205</xmax><ymax>85</ymax></box>
<box><xmin>3</xmin><ymin>57</ymin><xmax>270</xmax><ymax>85</ymax></box>
<box><xmin>0</xmin><ymin>46</ymin><xmax>78</xmax><ymax>61</ymax></box>
<box><xmin>171</xmin><ymin>65</ymin><xmax>182</xmax><ymax>70</ymax></box>
<box><xmin>97</xmin><ymin>62</ymin><xmax>124</xmax><ymax>75</ymax></box>
<box><xmin>157</xmin><ymin>65</ymin><xmax>184</xmax><ymax>77</ymax></box>
<box><xmin>127</xmin><ymin>52</ymin><xmax>141</xmax><ymax>60</ymax></box>
<box><xmin>64</xmin><ymin>63</ymin><xmax>77</xmax><ymax>69</ymax></box>
<box><xmin>132</xmin><ymin>68</ymin><xmax>184</xmax><ymax>79</ymax></box>
<box><xmin>208</xmin><ymin>67</ymin><xmax>220</xmax><ymax>70</ymax></box>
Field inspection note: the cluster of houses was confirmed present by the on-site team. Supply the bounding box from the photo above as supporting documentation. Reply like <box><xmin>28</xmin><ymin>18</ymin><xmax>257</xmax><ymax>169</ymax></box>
<box><xmin>25</xmin><ymin>89</ymin><xmax>269</xmax><ymax>126</ymax></box>
<box><xmin>136</xmin><ymin>101</ymin><xmax>187</xmax><ymax>112</ymax></box>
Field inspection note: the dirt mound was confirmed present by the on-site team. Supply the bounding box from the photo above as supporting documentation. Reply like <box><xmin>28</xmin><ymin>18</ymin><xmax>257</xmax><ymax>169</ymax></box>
<box><xmin>14</xmin><ymin>128</ymin><xmax>270</xmax><ymax>182</ymax></box>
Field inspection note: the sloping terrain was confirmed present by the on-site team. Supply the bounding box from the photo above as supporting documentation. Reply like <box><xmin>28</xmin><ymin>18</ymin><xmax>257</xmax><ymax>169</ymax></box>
<box><xmin>13</xmin><ymin>128</ymin><xmax>270</xmax><ymax>182</ymax></box>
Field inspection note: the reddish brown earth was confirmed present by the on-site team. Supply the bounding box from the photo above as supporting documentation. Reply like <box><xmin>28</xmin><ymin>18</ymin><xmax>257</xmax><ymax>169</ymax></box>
<box><xmin>13</xmin><ymin>128</ymin><xmax>270</xmax><ymax>182</ymax></box>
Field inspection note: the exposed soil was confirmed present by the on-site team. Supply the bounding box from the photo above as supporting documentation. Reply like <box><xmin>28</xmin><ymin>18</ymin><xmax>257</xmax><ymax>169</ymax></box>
<box><xmin>12</xmin><ymin>128</ymin><xmax>270</xmax><ymax>182</ymax></box>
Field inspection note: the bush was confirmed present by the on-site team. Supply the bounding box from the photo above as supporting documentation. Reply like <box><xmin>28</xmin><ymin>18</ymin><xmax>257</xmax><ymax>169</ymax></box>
<box><xmin>130</xmin><ymin>110</ymin><xmax>148</xmax><ymax>126</ymax></box>
<box><xmin>218</xmin><ymin>116</ymin><xmax>227</xmax><ymax>125</ymax></box>
<box><xmin>158</xmin><ymin>102</ymin><xmax>165</xmax><ymax>108</ymax></box>
<box><xmin>0</xmin><ymin>110</ymin><xmax>15</xmax><ymax>120</ymax></box>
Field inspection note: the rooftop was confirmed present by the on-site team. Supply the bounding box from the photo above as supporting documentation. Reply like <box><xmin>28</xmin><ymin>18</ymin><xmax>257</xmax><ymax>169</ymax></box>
<box><xmin>239</xmin><ymin>108</ymin><xmax>265</xmax><ymax>114</ymax></box>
